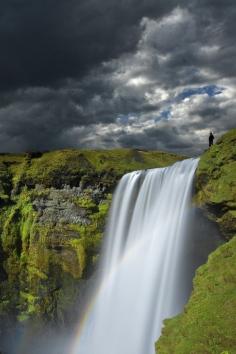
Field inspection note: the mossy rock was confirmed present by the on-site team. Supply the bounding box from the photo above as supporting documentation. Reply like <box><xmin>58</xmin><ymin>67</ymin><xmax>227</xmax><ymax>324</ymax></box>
<box><xmin>195</xmin><ymin>129</ymin><xmax>236</xmax><ymax>239</ymax></box>
<box><xmin>0</xmin><ymin>148</ymin><xmax>184</xmax><ymax>190</ymax></box>
<box><xmin>156</xmin><ymin>235</ymin><xmax>236</xmax><ymax>354</ymax></box>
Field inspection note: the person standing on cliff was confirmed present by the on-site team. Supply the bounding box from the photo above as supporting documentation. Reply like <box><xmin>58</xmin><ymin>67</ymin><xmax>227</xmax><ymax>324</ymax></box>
<box><xmin>209</xmin><ymin>132</ymin><xmax>214</xmax><ymax>147</ymax></box>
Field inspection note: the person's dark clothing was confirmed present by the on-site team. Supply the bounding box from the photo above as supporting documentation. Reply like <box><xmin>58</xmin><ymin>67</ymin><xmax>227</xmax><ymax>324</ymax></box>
<box><xmin>209</xmin><ymin>132</ymin><xmax>214</xmax><ymax>147</ymax></box>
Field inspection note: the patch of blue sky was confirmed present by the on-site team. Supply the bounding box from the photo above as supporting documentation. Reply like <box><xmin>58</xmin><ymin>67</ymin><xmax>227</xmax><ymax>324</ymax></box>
<box><xmin>155</xmin><ymin>108</ymin><xmax>172</xmax><ymax>122</ymax></box>
<box><xmin>116</xmin><ymin>113</ymin><xmax>136</xmax><ymax>125</ymax></box>
<box><xmin>116</xmin><ymin>114</ymin><xmax>129</xmax><ymax>125</ymax></box>
<box><xmin>155</xmin><ymin>85</ymin><xmax>224</xmax><ymax>123</ymax></box>
<box><xmin>177</xmin><ymin>85</ymin><xmax>225</xmax><ymax>101</ymax></box>
<box><xmin>120</xmin><ymin>85</ymin><xmax>225</xmax><ymax>125</ymax></box>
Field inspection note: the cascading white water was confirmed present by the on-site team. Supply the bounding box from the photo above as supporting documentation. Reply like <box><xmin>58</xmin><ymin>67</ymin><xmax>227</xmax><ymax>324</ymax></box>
<box><xmin>71</xmin><ymin>158</ymin><xmax>199</xmax><ymax>354</ymax></box>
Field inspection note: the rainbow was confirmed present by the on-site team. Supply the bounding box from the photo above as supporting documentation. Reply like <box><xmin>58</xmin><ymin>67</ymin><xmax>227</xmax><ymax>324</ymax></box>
<box><xmin>69</xmin><ymin>241</ymin><xmax>144</xmax><ymax>354</ymax></box>
<box><xmin>69</xmin><ymin>289</ymin><xmax>100</xmax><ymax>354</ymax></box>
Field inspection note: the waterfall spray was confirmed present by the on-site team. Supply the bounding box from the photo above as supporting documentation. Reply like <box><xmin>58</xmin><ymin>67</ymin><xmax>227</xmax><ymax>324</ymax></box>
<box><xmin>71</xmin><ymin>158</ymin><xmax>199</xmax><ymax>354</ymax></box>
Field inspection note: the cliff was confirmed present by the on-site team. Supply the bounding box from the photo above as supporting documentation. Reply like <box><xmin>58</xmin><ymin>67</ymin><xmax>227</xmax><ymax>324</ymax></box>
<box><xmin>157</xmin><ymin>129</ymin><xmax>236</xmax><ymax>353</ymax></box>
<box><xmin>0</xmin><ymin>148</ymin><xmax>183</xmax><ymax>340</ymax></box>
<box><xmin>1</xmin><ymin>130</ymin><xmax>235</xmax><ymax>354</ymax></box>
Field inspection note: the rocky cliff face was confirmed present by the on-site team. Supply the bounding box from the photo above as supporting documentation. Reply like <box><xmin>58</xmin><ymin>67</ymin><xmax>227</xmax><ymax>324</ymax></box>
<box><xmin>157</xmin><ymin>129</ymin><xmax>236</xmax><ymax>354</ymax></box>
<box><xmin>0</xmin><ymin>148</ymin><xmax>183</xmax><ymax>343</ymax></box>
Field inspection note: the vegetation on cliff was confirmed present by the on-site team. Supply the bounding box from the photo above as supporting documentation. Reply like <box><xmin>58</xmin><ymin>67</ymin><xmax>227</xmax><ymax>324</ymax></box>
<box><xmin>195</xmin><ymin>128</ymin><xmax>236</xmax><ymax>240</ymax></box>
<box><xmin>0</xmin><ymin>148</ymin><xmax>183</xmax><ymax>336</ymax></box>
<box><xmin>157</xmin><ymin>129</ymin><xmax>236</xmax><ymax>354</ymax></box>
<box><xmin>157</xmin><ymin>236</ymin><xmax>236</xmax><ymax>354</ymax></box>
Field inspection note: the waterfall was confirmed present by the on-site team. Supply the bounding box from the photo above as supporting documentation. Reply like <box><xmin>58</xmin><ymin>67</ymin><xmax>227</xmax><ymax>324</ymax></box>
<box><xmin>71</xmin><ymin>158</ymin><xmax>199</xmax><ymax>354</ymax></box>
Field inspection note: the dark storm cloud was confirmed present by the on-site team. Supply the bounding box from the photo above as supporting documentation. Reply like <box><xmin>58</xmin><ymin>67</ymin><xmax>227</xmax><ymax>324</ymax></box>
<box><xmin>0</xmin><ymin>0</ymin><xmax>235</xmax><ymax>154</ymax></box>
<box><xmin>0</xmin><ymin>0</ymin><xmax>180</xmax><ymax>90</ymax></box>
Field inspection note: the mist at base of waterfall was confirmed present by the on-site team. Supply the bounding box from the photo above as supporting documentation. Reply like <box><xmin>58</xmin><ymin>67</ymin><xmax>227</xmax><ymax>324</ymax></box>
<box><xmin>0</xmin><ymin>325</ymin><xmax>73</xmax><ymax>354</ymax></box>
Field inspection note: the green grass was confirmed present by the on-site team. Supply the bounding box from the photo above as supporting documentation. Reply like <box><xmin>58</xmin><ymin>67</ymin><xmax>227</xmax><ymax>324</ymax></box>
<box><xmin>195</xmin><ymin>129</ymin><xmax>236</xmax><ymax>208</ymax></box>
<box><xmin>195</xmin><ymin>129</ymin><xmax>236</xmax><ymax>240</ymax></box>
<box><xmin>157</xmin><ymin>236</ymin><xmax>236</xmax><ymax>354</ymax></box>
<box><xmin>82</xmin><ymin>149</ymin><xmax>184</xmax><ymax>173</ymax></box>
<box><xmin>0</xmin><ymin>148</ymin><xmax>184</xmax><ymax>188</ymax></box>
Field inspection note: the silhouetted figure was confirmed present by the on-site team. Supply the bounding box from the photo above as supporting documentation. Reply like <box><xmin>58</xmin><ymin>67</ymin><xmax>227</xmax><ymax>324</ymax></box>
<box><xmin>209</xmin><ymin>132</ymin><xmax>214</xmax><ymax>147</ymax></box>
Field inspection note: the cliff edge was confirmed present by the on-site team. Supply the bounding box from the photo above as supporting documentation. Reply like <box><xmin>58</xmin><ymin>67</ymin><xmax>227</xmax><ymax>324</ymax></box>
<box><xmin>157</xmin><ymin>129</ymin><xmax>236</xmax><ymax>354</ymax></box>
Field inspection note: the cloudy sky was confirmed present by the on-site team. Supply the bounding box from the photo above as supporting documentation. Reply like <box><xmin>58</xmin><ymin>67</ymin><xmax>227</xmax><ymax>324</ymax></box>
<box><xmin>0</xmin><ymin>0</ymin><xmax>235</xmax><ymax>155</ymax></box>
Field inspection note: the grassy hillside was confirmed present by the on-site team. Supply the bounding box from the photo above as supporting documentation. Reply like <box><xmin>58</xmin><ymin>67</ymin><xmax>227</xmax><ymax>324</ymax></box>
<box><xmin>195</xmin><ymin>129</ymin><xmax>236</xmax><ymax>240</ymax></box>
<box><xmin>157</xmin><ymin>236</ymin><xmax>236</xmax><ymax>354</ymax></box>
<box><xmin>0</xmin><ymin>148</ymin><xmax>183</xmax><ymax>188</ymax></box>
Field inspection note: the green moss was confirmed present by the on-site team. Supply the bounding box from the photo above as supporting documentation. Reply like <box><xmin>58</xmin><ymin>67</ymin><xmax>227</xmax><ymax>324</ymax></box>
<box><xmin>0</xmin><ymin>300</ymin><xmax>10</xmax><ymax>314</ymax></box>
<box><xmin>70</xmin><ymin>239</ymin><xmax>87</xmax><ymax>277</ymax></box>
<box><xmin>0</xmin><ymin>154</ymin><xmax>25</xmax><ymax>192</ymax></box>
<box><xmin>0</xmin><ymin>148</ymin><xmax>183</xmax><ymax>188</ymax></box>
<box><xmin>99</xmin><ymin>195</ymin><xmax>112</xmax><ymax>214</ymax></box>
<box><xmin>68</xmin><ymin>225</ymin><xmax>102</xmax><ymax>276</ymax></box>
<box><xmin>20</xmin><ymin>198</ymin><xmax>37</xmax><ymax>243</ymax></box>
<box><xmin>18</xmin><ymin>291</ymin><xmax>41</xmax><ymax>321</ymax></box>
<box><xmin>74</xmin><ymin>196</ymin><xmax>98</xmax><ymax>212</ymax></box>
<box><xmin>0</xmin><ymin>191</ymin><xmax>40</xmax><ymax>326</ymax></box>
<box><xmin>11</xmin><ymin>158</ymin><xmax>29</xmax><ymax>190</ymax></box>
<box><xmin>27</xmin><ymin>265</ymin><xmax>48</xmax><ymax>280</ymax></box>
<box><xmin>24</xmin><ymin>150</ymin><xmax>90</xmax><ymax>187</ymax></box>
<box><xmin>83</xmin><ymin>149</ymin><xmax>184</xmax><ymax>175</ymax></box>
<box><xmin>195</xmin><ymin>129</ymin><xmax>236</xmax><ymax>239</ymax></box>
<box><xmin>195</xmin><ymin>129</ymin><xmax>236</xmax><ymax>205</ymax></box>
<box><xmin>68</xmin><ymin>196</ymin><xmax>111</xmax><ymax>277</ymax></box>
<box><xmin>157</xmin><ymin>236</ymin><xmax>236</xmax><ymax>354</ymax></box>
<box><xmin>1</xmin><ymin>191</ymin><xmax>36</xmax><ymax>257</ymax></box>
